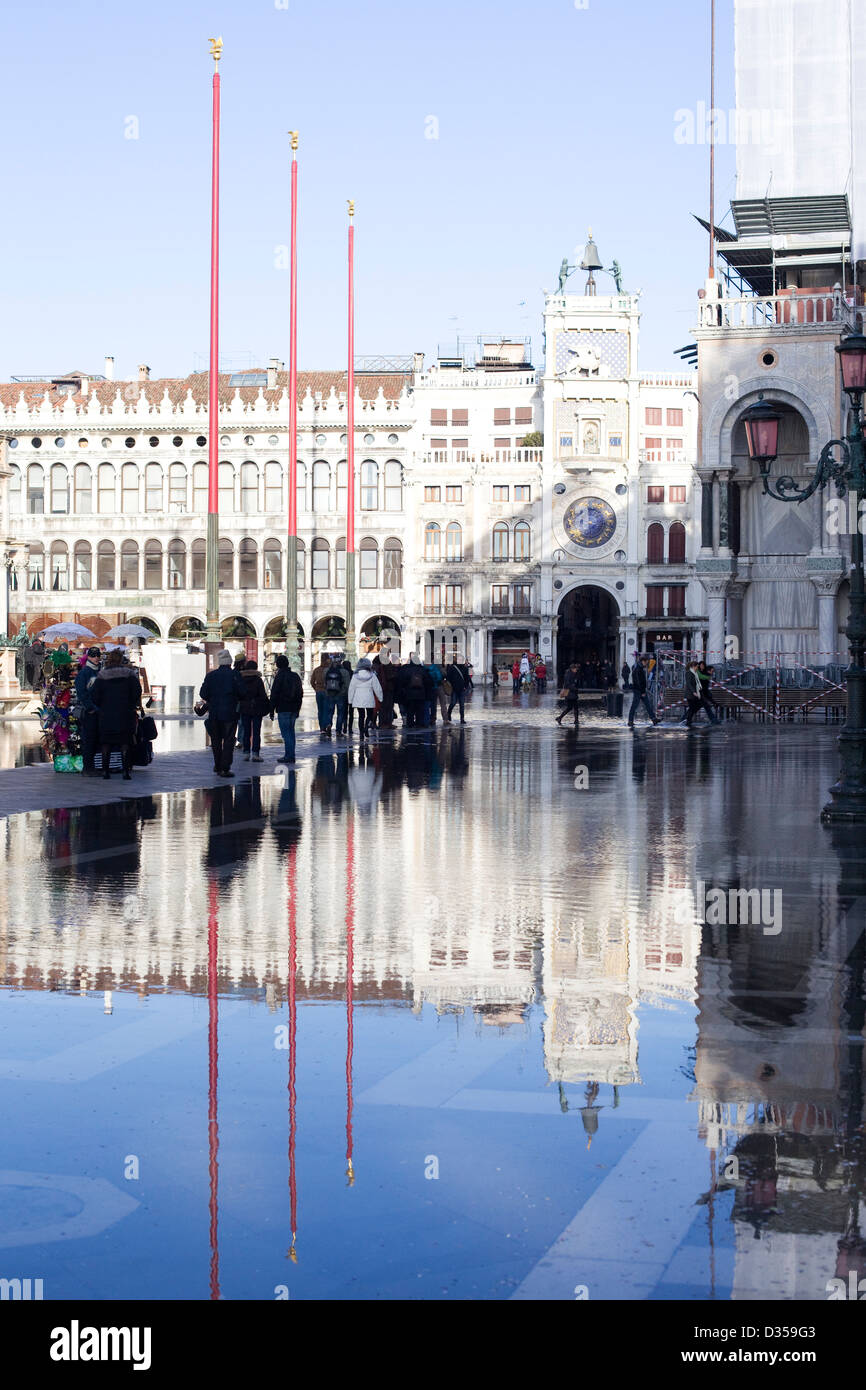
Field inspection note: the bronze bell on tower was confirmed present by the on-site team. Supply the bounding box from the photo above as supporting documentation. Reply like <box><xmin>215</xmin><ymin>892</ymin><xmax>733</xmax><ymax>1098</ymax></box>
<box><xmin>580</xmin><ymin>229</ymin><xmax>603</xmax><ymax>295</ymax></box>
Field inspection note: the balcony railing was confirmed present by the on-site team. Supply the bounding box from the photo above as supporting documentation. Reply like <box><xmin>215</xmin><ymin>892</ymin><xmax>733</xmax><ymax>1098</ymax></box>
<box><xmin>420</xmin><ymin>448</ymin><xmax>542</xmax><ymax>466</ymax></box>
<box><xmin>697</xmin><ymin>288</ymin><xmax>860</xmax><ymax>332</ymax></box>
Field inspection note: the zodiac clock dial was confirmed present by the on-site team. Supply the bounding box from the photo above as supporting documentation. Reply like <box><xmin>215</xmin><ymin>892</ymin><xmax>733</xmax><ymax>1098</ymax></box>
<box><xmin>563</xmin><ymin>496</ymin><xmax>617</xmax><ymax>548</ymax></box>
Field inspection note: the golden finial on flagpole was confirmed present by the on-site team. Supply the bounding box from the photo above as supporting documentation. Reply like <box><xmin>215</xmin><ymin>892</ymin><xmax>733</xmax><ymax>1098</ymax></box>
<box><xmin>287</xmin><ymin>1235</ymin><xmax>298</xmax><ymax>1263</ymax></box>
<box><xmin>347</xmin><ymin>199</ymin><xmax>355</xmax><ymax>219</ymax></box>
<box><xmin>208</xmin><ymin>36</ymin><xmax>224</xmax><ymax>67</ymax></box>
<box><xmin>289</xmin><ymin>130</ymin><xmax>299</xmax><ymax>151</ymax></box>
<box><xmin>346</xmin><ymin>1159</ymin><xmax>355</xmax><ymax>1186</ymax></box>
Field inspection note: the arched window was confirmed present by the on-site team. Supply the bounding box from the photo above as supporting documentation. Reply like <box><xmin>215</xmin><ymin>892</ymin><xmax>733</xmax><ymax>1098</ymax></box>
<box><xmin>296</xmin><ymin>463</ymin><xmax>307</xmax><ymax>513</ymax></box>
<box><xmin>120</xmin><ymin>540</ymin><xmax>139</xmax><ymax>590</ymax></box>
<box><xmin>492</xmin><ymin>521</ymin><xmax>509</xmax><ymax>560</ymax></box>
<box><xmin>239</xmin><ymin>537</ymin><xmax>258</xmax><ymax>589</ymax></box>
<box><xmin>337</xmin><ymin>461</ymin><xmax>347</xmax><ymax>516</ymax></box>
<box><xmin>361</xmin><ymin>460</ymin><xmax>378</xmax><ymax>510</ymax></box>
<box><xmin>8</xmin><ymin>464</ymin><xmax>22</xmax><ymax>513</ymax></box>
<box><xmin>27</xmin><ymin>463</ymin><xmax>44</xmax><ymax>514</ymax></box>
<box><xmin>360</xmin><ymin>536</ymin><xmax>378</xmax><ymax>588</ymax></box>
<box><xmin>668</xmin><ymin>521</ymin><xmax>686</xmax><ymax>564</ymax></box>
<box><xmin>50</xmin><ymin>465</ymin><xmax>69</xmax><ymax>514</ymax></box>
<box><xmin>647</xmin><ymin>522</ymin><xmax>665</xmax><ymax>564</ymax></box>
<box><xmin>296</xmin><ymin>538</ymin><xmax>306</xmax><ymax>589</ymax></box>
<box><xmin>312</xmin><ymin>537</ymin><xmax>330</xmax><ymax>587</ymax></box>
<box><xmin>334</xmin><ymin>536</ymin><xmax>345</xmax><ymax>589</ymax></box>
<box><xmin>240</xmin><ymin>462</ymin><xmax>258</xmax><ymax>514</ymax></box>
<box><xmin>192</xmin><ymin>462</ymin><xmax>207</xmax><ymax>512</ymax></box>
<box><xmin>384</xmin><ymin>460</ymin><xmax>403</xmax><ymax>511</ymax></box>
<box><xmin>121</xmin><ymin>463</ymin><xmax>138</xmax><ymax>513</ymax></box>
<box><xmin>191</xmin><ymin>539</ymin><xmax>206</xmax><ymax>588</ymax></box>
<box><xmin>74</xmin><ymin>541</ymin><xmax>92</xmax><ymax>590</ymax></box>
<box><xmin>74</xmin><ymin>463</ymin><xmax>92</xmax><ymax>514</ymax></box>
<box><xmin>98</xmin><ymin>463</ymin><xmax>115</xmax><ymax>514</ymax></box>
<box><xmin>445</xmin><ymin>521</ymin><xmax>462</xmax><ymax>562</ymax></box>
<box><xmin>218</xmin><ymin>462</ymin><xmax>234</xmax><ymax>513</ymax></box>
<box><xmin>28</xmin><ymin>544</ymin><xmax>44</xmax><ymax>590</ymax></box>
<box><xmin>513</xmin><ymin>520</ymin><xmax>531</xmax><ymax>561</ymax></box>
<box><xmin>50</xmin><ymin>541</ymin><xmax>69</xmax><ymax>591</ymax></box>
<box><xmin>143</xmin><ymin>540</ymin><xmax>162</xmax><ymax>589</ymax></box>
<box><xmin>97</xmin><ymin>540</ymin><xmax>115</xmax><ymax>589</ymax></box>
<box><xmin>218</xmin><ymin>538</ymin><xmax>233</xmax><ymax>589</ymax></box>
<box><xmin>383</xmin><ymin>538</ymin><xmax>403</xmax><ymax>589</ymax></box>
<box><xmin>424</xmin><ymin>522</ymin><xmax>441</xmax><ymax>562</ymax></box>
<box><xmin>145</xmin><ymin>463</ymin><xmax>162</xmax><ymax>512</ymax></box>
<box><xmin>264</xmin><ymin>539</ymin><xmax>281</xmax><ymax>589</ymax></box>
<box><xmin>169</xmin><ymin>463</ymin><xmax>187</xmax><ymax>511</ymax></box>
<box><xmin>168</xmin><ymin>539</ymin><xmax>186</xmax><ymax>589</ymax></box>
<box><xmin>312</xmin><ymin>461</ymin><xmax>330</xmax><ymax>512</ymax></box>
<box><xmin>264</xmin><ymin>462</ymin><xmax>282</xmax><ymax>512</ymax></box>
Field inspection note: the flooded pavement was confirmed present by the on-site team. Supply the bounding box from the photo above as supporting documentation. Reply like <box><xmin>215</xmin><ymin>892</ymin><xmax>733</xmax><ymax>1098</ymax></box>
<box><xmin>0</xmin><ymin>718</ymin><xmax>863</xmax><ymax>1301</ymax></box>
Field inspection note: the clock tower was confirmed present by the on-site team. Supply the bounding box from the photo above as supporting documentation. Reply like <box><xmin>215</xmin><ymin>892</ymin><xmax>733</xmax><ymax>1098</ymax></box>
<box><xmin>540</xmin><ymin>237</ymin><xmax>643</xmax><ymax>677</ymax></box>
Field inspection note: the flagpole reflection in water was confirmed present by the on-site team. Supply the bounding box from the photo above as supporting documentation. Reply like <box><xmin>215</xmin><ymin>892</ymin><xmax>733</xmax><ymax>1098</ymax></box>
<box><xmin>287</xmin><ymin>840</ymin><xmax>299</xmax><ymax>1263</ymax></box>
<box><xmin>207</xmin><ymin>875</ymin><xmax>220</xmax><ymax>1299</ymax></box>
<box><xmin>346</xmin><ymin>812</ymin><xmax>355</xmax><ymax>1187</ymax></box>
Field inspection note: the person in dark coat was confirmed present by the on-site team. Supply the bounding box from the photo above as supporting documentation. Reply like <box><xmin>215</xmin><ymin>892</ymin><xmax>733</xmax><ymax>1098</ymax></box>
<box><xmin>239</xmin><ymin>659</ymin><xmax>270</xmax><ymax>761</ymax></box>
<box><xmin>628</xmin><ymin>655</ymin><xmax>660</xmax><ymax>729</ymax></box>
<box><xmin>269</xmin><ymin>653</ymin><xmax>303</xmax><ymax>764</ymax></box>
<box><xmin>398</xmin><ymin>653</ymin><xmax>432</xmax><ymax>728</ymax></box>
<box><xmin>91</xmin><ymin>649</ymin><xmax>142</xmax><ymax>780</ymax></box>
<box><xmin>556</xmin><ymin>662</ymin><xmax>581</xmax><ymax>728</ymax></box>
<box><xmin>336</xmin><ymin>659</ymin><xmax>353</xmax><ymax>737</ymax></box>
<box><xmin>372</xmin><ymin>650</ymin><xmax>398</xmax><ymax>726</ymax></box>
<box><xmin>74</xmin><ymin>646</ymin><xmax>102</xmax><ymax>776</ymax></box>
<box><xmin>444</xmin><ymin>658</ymin><xmax>466</xmax><ymax>724</ymax></box>
<box><xmin>199</xmin><ymin>649</ymin><xmax>246</xmax><ymax>776</ymax></box>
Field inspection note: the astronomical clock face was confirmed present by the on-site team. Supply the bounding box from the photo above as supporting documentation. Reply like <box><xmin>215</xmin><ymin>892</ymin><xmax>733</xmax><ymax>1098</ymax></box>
<box><xmin>563</xmin><ymin>496</ymin><xmax>617</xmax><ymax>549</ymax></box>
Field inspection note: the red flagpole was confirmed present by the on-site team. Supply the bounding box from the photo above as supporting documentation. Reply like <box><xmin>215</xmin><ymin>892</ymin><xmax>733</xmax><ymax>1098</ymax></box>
<box><xmin>345</xmin><ymin>201</ymin><xmax>356</xmax><ymax>661</ymax></box>
<box><xmin>205</xmin><ymin>37</ymin><xmax>224</xmax><ymax>656</ymax></box>
<box><xmin>286</xmin><ymin>133</ymin><xmax>301</xmax><ymax>669</ymax></box>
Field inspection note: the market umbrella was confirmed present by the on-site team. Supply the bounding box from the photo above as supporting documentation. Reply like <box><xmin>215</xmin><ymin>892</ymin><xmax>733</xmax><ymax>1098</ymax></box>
<box><xmin>102</xmin><ymin>623</ymin><xmax>155</xmax><ymax>640</ymax></box>
<box><xmin>38</xmin><ymin>622</ymin><xmax>97</xmax><ymax>641</ymax></box>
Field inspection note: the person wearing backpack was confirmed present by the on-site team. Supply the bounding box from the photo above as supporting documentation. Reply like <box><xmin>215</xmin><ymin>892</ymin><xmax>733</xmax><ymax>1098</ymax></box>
<box><xmin>335</xmin><ymin>659</ymin><xmax>353</xmax><ymax>737</ymax></box>
<box><xmin>310</xmin><ymin>655</ymin><xmax>332</xmax><ymax>731</ymax></box>
<box><xmin>321</xmin><ymin>654</ymin><xmax>344</xmax><ymax>736</ymax></box>
<box><xmin>398</xmin><ymin>652</ymin><xmax>431</xmax><ymax>728</ymax></box>
<box><xmin>239</xmin><ymin>659</ymin><xmax>270</xmax><ymax>761</ymax></box>
<box><xmin>348</xmin><ymin>657</ymin><xmax>383</xmax><ymax>741</ymax></box>
<box><xmin>445</xmin><ymin>659</ymin><xmax>466</xmax><ymax>724</ymax></box>
<box><xmin>269</xmin><ymin>653</ymin><xmax>303</xmax><ymax>764</ymax></box>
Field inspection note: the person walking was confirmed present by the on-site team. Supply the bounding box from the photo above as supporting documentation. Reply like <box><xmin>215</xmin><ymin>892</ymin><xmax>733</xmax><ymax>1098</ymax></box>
<box><xmin>398</xmin><ymin>652</ymin><xmax>430</xmax><ymax>728</ymax></box>
<box><xmin>697</xmin><ymin>661</ymin><xmax>719</xmax><ymax>723</ymax></box>
<box><xmin>427</xmin><ymin>657</ymin><xmax>447</xmax><ymax>725</ymax></box>
<box><xmin>335</xmin><ymin>658</ymin><xmax>353</xmax><ymax>737</ymax></box>
<box><xmin>519</xmin><ymin>652</ymin><xmax>531</xmax><ymax>690</ymax></box>
<box><xmin>239</xmin><ymin>659</ymin><xmax>270</xmax><ymax>761</ymax></box>
<box><xmin>318</xmin><ymin>654</ymin><xmax>344</xmax><ymax>736</ymax></box>
<box><xmin>621</xmin><ymin>661</ymin><xmax>631</xmax><ymax>690</ymax></box>
<box><xmin>348</xmin><ymin>657</ymin><xmax>383</xmax><ymax>741</ymax></box>
<box><xmin>445</xmin><ymin>657</ymin><xmax>466</xmax><ymax>724</ymax></box>
<box><xmin>269</xmin><ymin>653</ymin><xmax>303</xmax><ymax>764</ymax></box>
<box><xmin>628</xmin><ymin>655</ymin><xmax>660</xmax><ymax>729</ymax></box>
<box><xmin>310</xmin><ymin>654</ymin><xmax>332</xmax><ymax>733</ymax></box>
<box><xmin>91</xmin><ymin>649</ymin><xmax>142</xmax><ymax>780</ymax></box>
<box><xmin>373</xmin><ymin>649</ymin><xmax>397</xmax><ymax>728</ymax></box>
<box><xmin>233</xmin><ymin>651</ymin><xmax>248</xmax><ymax>749</ymax></box>
<box><xmin>511</xmin><ymin>659</ymin><xmax>521</xmax><ymax>693</ymax></box>
<box><xmin>199</xmin><ymin>649</ymin><xmax>246</xmax><ymax>776</ymax></box>
<box><xmin>685</xmin><ymin>660</ymin><xmax>710</xmax><ymax>727</ymax></box>
<box><xmin>74</xmin><ymin>646</ymin><xmax>102</xmax><ymax>776</ymax></box>
<box><xmin>534</xmin><ymin>658</ymin><xmax>547</xmax><ymax>694</ymax></box>
<box><xmin>555</xmin><ymin>661</ymin><xmax>581</xmax><ymax>728</ymax></box>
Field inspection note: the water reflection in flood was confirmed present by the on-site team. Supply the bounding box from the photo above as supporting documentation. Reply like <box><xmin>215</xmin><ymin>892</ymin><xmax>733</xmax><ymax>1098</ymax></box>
<box><xmin>0</xmin><ymin>725</ymin><xmax>863</xmax><ymax>1301</ymax></box>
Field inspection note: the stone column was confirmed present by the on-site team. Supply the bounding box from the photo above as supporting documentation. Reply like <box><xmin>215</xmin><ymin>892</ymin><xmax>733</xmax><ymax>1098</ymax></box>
<box><xmin>807</xmin><ymin>562</ymin><xmax>845</xmax><ymax>662</ymax></box>
<box><xmin>698</xmin><ymin>470</ymin><xmax>714</xmax><ymax>552</ymax></box>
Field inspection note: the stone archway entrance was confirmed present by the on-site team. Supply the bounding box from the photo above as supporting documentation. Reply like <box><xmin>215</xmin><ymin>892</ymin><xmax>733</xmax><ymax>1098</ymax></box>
<box><xmin>556</xmin><ymin>585</ymin><xmax>620</xmax><ymax>681</ymax></box>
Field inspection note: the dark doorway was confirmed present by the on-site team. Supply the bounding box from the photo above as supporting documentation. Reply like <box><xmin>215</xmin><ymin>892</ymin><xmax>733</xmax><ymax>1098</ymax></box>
<box><xmin>557</xmin><ymin>586</ymin><xmax>620</xmax><ymax>682</ymax></box>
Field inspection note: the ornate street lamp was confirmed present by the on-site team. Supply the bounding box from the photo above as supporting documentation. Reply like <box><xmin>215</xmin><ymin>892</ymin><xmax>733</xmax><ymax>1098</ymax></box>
<box><xmin>741</xmin><ymin>333</ymin><xmax>866</xmax><ymax>820</ymax></box>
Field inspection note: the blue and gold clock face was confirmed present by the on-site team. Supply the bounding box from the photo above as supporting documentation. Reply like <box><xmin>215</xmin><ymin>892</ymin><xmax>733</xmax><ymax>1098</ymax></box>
<box><xmin>563</xmin><ymin>496</ymin><xmax>617</xmax><ymax>548</ymax></box>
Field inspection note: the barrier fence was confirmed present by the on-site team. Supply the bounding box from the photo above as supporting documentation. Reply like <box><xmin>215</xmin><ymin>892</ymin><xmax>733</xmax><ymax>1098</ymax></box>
<box><xmin>652</xmin><ymin>651</ymin><xmax>849</xmax><ymax>723</ymax></box>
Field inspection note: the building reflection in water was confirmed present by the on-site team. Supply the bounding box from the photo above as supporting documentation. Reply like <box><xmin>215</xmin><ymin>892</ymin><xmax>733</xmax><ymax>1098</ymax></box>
<box><xmin>0</xmin><ymin>728</ymin><xmax>862</xmax><ymax>1299</ymax></box>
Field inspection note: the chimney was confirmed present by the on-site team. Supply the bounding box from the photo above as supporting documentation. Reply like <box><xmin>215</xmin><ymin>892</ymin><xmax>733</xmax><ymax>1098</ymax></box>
<box><xmin>138</xmin><ymin>364</ymin><xmax>150</xmax><ymax>382</ymax></box>
<box><xmin>80</xmin><ymin>376</ymin><xmax>89</xmax><ymax>396</ymax></box>
<box><xmin>413</xmin><ymin>351</ymin><xmax>424</xmax><ymax>375</ymax></box>
<box><xmin>267</xmin><ymin>356</ymin><xmax>279</xmax><ymax>391</ymax></box>
<box><xmin>104</xmin><ymin>355</ymin><xmax>114</xmax><ymax>381</ymax></box>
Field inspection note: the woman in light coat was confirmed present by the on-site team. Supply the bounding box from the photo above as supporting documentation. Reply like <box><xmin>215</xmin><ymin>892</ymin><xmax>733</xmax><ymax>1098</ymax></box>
<box><xmin>347</xmin><ymin>657</ymin><xmax>383</xmax><ymax>741</ymax></box>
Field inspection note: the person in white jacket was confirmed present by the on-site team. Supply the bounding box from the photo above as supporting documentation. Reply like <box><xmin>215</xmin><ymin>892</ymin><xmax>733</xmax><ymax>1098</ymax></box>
<box><xmin>347</xmin><ymin>657</ymin><xmax>383</xmax><ymax>740</ymax></box>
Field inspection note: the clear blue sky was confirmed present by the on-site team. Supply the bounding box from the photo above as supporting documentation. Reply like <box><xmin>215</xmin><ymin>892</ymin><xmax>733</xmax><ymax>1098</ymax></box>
<box><xmin>0</xmin><ymin>0</ymin><xmax>734</xmax><ymax>381</ymax></box>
